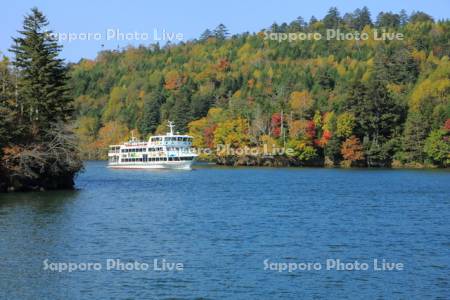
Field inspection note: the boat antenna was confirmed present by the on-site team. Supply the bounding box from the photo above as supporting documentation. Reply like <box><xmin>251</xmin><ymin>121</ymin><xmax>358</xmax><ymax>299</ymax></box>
<box><xmin>167</xmin><ymin>121</ymin><xmax>175</xmax><ymax>136</ymax></box>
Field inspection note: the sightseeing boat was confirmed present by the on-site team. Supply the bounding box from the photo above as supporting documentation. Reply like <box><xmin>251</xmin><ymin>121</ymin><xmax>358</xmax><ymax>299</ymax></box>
<box><xmin>108</xmin><ymin>121</ymin><xmax>197</xmax><ymax>170</ymax></box>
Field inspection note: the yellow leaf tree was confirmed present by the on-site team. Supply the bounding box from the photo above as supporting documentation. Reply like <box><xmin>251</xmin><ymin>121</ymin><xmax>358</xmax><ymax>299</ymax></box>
<box><xmin>290</xmin><ymin>90</ymin><xmax>313</xmax><ymax>118</ymax></box>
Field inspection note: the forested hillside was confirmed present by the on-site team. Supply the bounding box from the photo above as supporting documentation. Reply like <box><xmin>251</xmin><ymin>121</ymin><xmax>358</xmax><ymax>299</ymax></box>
<box><xmin>68</xmin><ymin>7</ymin><xmax>449</xmax><ymax>167</ymax></box>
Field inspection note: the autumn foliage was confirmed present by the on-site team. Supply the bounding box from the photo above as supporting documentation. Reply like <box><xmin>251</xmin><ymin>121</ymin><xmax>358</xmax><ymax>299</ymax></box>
<box><xmin>60</xmin><ymin>7</ymin><xmax>449</xmax><ymax>167</ymax></box>
<box><xmin>341</xmin><ymin>136</ymin><xmax>364</xmax><ymax>162</ymax></box>
<box><xmin>271</xmin><ymin>113</ymin><xmax>282</xmax><ymax>137</ymax></box>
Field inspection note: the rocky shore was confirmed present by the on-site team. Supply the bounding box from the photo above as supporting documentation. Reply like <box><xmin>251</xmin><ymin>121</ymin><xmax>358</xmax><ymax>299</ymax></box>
<box><xmin>0</xmin><ymin>173</ymin><xmax>77</xmax><ymax>193</ymax></box>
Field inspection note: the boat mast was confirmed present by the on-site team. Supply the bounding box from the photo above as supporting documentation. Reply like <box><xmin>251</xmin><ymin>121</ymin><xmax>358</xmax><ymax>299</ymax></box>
<box><xmin>167</xmin><ymin>121</ymin><xmax>175</xmax><ymax>136</ymax></box>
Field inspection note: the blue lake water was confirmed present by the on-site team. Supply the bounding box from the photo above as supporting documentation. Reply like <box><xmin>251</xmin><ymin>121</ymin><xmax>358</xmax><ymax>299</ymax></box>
<box><xmin>0</xmin><ymin>161</ymin><xmax>449</xmax><ymax>299</ymax></box>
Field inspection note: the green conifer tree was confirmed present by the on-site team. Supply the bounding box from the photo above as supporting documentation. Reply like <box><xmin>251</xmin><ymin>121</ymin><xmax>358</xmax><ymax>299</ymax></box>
<box><xmin>10</xmin><ymin>7</ymin><xmax>72</xmax><ymax>140</ymax></box>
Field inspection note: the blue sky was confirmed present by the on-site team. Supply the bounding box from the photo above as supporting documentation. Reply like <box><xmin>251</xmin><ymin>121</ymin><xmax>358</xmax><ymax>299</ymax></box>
<box><xmin>1</xmin><ymin>0</ymin><xmax>449</xmax><ymax>62</ymax></box>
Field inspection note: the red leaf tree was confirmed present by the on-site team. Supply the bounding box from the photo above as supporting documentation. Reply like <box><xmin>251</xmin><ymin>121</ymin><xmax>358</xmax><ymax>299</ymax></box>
<box><xmin>341</xmin><ymin>136</ymin><xmax>364</xmax><ymax>162</ymax></box>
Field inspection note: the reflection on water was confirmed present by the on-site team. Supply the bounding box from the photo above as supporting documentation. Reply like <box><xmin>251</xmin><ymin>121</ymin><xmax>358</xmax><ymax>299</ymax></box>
<box><xmin>0</xmin><ymin>161</ymin><xmax>449</xmax><ymax>299</ymax></box>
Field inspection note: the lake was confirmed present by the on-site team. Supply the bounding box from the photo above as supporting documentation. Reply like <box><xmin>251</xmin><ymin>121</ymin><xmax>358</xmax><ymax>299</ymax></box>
<box><xmin>0</xmin><ymin>161</ymin><xmax>449</xmax><ymax>299</ymax></box>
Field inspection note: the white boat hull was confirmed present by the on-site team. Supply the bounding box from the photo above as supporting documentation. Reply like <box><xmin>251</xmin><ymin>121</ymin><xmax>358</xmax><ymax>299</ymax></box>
<box><xmin>108</xmin><ymin>160</ymin><xmax>194</xmax><ymax>170</ymax></box>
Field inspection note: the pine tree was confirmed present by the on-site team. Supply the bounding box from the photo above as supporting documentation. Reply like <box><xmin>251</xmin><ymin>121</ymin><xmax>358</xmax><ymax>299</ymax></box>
<box><xmin>373</xmin><ymin>44</ymin><xmax>419</xmax><ymax>84</ymax></box>
<box><xmin>10</xmin><ymin>7</ymin><xmax>72</xmax><ymax>140</ymax></box>
<box><xmin>139</xmin><ymin>92</ymin><xmax>163</xmax><ymax>137</ymax></box>
<box><xmin>309</xmin><ymin>16</ymin><xmax>318</xmax><ymax>26</ymax></box>
<box><xmin>213</xmin><ymin>24</ymin><xmax>229</xmax><ymax>40</ymax></box>
<box><xmin>1</xmin><ymin>8</ymin><xmax>82</xmax><ymax>192</ymax></box>
<box><xmin>346</xmin><ymin>75</ymin><xmax>405</xmax><ymax>142</ymax></box>
<box><xmin>0</xmin><ymin>66</ymin><xmax>12</xmax><ymax>150</ymax></box>
<box><xmin>323</xmin><ymin>7</ymin><xmax>342</xmax><ymax>28</ymax></box>
<box><xmin>171</xmin><ymin>96</ymin><xmax>192</xmax><ymax>133</ymax></box>
<box><xmin>324</xmin><ymin>135</ymin><xmax>342</xmax><ymax>164</ymax></box>
<box><xmin>402</xmin><ymin>112</ymin><xmax>428</xmax><ymax>163</ymax></box>
<box><xmin>0</xmin><ymin>57</ymin><xmax>20</xmax><ymax>151</ymax></box>
<box><xmin>409</xmin><ymin>11</ymin><xmax>434</xmax><ymax>23</ymax></box>
<box><xmin>353</xmin><ymin>7</ymin><xmax>372</xmax><ymax>30</ymax></box>
<box><xmin>200</xmin><ymin>29</ymin><xmax>213</xmax><ymax>41</ymax></box>
<box><xmin>376</xmin><ymin>12</ymin><xmax>401</xmax><ymax>28</ymax></box>
<box><xmin>399</xmin><ymin>9</ymin><xmax>409</xmax><ymax>26</ymax></box>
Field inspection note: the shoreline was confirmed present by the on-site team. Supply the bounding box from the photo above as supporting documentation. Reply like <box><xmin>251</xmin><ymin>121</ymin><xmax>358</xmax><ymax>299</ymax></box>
<box><xmin>83</xmin><ymin>158</ymin><xmax>447</xmax><ymax>170</ymax></box>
